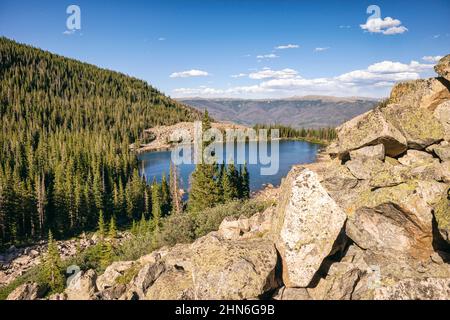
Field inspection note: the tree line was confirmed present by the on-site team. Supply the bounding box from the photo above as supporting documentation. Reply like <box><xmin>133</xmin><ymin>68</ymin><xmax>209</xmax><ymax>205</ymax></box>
<box><xmin>253</xmin><ymin>124</ymin><xmax>337</xmax><ymax>142</ymax></box>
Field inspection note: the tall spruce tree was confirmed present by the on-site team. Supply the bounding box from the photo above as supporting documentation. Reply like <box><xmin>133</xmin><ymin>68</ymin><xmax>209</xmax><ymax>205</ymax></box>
<box><xmin>240</xmin><ymin>163</ymin><xmax>250</xmax><ymax>199</ymax></box>
<box><xmin>188</xmin><ymin>110</ymin><xmax>222</xmax><ymax>213</ymax></box>
<box><xmin>43</xmin><ymin>231</ymin><xmax>64</xmax><ymax>293</ymax></box>
<box><xmin>151</xmin><ymin>179</ymin><xmax>162</xmax><ymax>229</ymax></box>
<box><xmin>160</xmin><ymin>173</ymin><xmax>172</xmax><ymax>216</ymax></box>
<box><xmin>222</xmin><ymin>162</ymin><xmax>239</xmax><ymax>202</ymax></box>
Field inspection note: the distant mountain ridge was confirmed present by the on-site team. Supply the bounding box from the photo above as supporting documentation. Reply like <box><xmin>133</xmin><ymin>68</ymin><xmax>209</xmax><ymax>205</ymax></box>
<box><xmin>178</xmin><ymin>96</ymin><xmax>380</xmax><ymax>129</ymax></box>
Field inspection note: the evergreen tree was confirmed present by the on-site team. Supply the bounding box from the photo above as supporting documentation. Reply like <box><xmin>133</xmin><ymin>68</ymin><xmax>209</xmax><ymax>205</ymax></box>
<box><xmin>160</xmin><ymin>173</ymin><xmax>171</xmax><ymax>216</ymax></box>
<box><xmin>151</xmin><ymin>179</ymin><xmax>162</xmax><ymax>229</ymax></box>
<box><xmin>169</xmin><ymin>162</ymin><xmax>182</xmax><ymax>215</ymax></box>
<box><xmin>97</xmin><ymin>210</ymin><xmax>106</xmax><ymax>239</ymax></box>
<box><xmin>240</xmin><ymin>163</ymin><xmax>250</xmax><ymax>199</ymax></box>
<box><xmin>222</xmin><ymin>162</ymin><xmax>239</xmax><ymax>202</ymax></box>
<box><xmin>108</xmin><ymin>216</ymin><xmax>117</xmax><ymax>239</ymax></box>
<box><xmin>188</xmin><ymin>110</ymin><xmax>222</xmax><ymax>213</ymax></box>
<box><xmin>43</xmin><ymin>231</ymin><xmax>64</xmax><ymax>293</ymax></box>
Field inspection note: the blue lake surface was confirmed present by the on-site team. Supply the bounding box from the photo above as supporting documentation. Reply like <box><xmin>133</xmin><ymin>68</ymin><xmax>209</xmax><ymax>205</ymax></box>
<box><xmin>138</xmin><ymin>140</ymin><xmax>321</xmax><ymax>194</ymax></box>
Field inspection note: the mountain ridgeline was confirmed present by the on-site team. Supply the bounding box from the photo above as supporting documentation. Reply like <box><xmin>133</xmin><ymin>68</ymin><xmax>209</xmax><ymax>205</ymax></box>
<box><xmin>179</xmin><ymin>97</ymin><xmax>379</xmax><ymax>129</ymax></box>
<box><xmin>0</xmin><ymin>37</ymin><xmax>201</xmax><ymax>246</ymax></box>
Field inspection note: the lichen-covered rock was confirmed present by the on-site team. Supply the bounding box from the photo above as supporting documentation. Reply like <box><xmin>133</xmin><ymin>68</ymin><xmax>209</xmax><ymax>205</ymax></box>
<box><xmin>190</xmin><ymin>234</ymin><xmax>279</xmax><ymax>299</ymax></box>
<box><xmin>347</xmin><ymin>181</ymin><xmax>448</xmax><ymax>260</ymax></box>
<box><xmin>389</xmin><ymin>78</ymin><xmax>450</xmax><ymax>111</ymax></box>
<box><xmin>127</xmin><ymin>261</ymin><xmax>165</xmax><ymax>299</ymax></box>
<box><xmin>273</xmin><ymin>287</ymin><xmax>311</xmax><ymax>300</ymax></box>
<box><xmin>434</xmin><ymin>101</ymin><xmax>450</xmax><ymax>141</ymax></box>
<box><xmin>374</xmin><ymin>278</ymin><xmax>450</xmax><ymax>300</ymax></box>
<box><xmin>434</xmin><ymin>54</ymin><xmax>450</xmax><ymax>82</ymax></box>
<box><xmin>272</xmin><ymin>168</ymin><xmax>347</xmax><ymax>287</ymax></box>
<box><xmin>349</xmin><ymin>144</ymin><xmax>385</xmax><ymax>161</ymax></box>
<box><xmin>382</xmin><ymin>103</ymin><xmax>444</xmax><ymax>149</ymax></box>
<box><xmin>334</xmin><ymin>109</ymin><xmax>407</xmax><ymax>157</ymax></box>
<box><xmin>6</xmin><ymin>282</ymin><xmax>45</xmax><ymax>300</ymax></box>
<box><xmin>397</xmin><ymin>150</ymin><xmax>434</xmax><ymax>166</ymax></box>
<box><xmin>345</xmin><ymin>158</ymin><xmax>387</xmax><ymax>180</ymax></box>
<box><xmin>434</xmin><ymin>189</ymin><xmax>450</xmax><ymax>245</ymax></box>
<box><xmin>65</xmin><ymin>269</ymin><xmax>98</xmax><ymax>300</ymax></box>
<box><xmin>96</xmin><ymin>261</ymin><xmax>135</xmax><ymax>291</ymax></box>
<box><xmin>145</xmin><ymin>269</ymin><xmax>194</xmax><ymax>300</ymax></box>
<box><xmin>427</xmin><ymin>141</ymin><xmax>450</xmax><ymax>161</ymax></box>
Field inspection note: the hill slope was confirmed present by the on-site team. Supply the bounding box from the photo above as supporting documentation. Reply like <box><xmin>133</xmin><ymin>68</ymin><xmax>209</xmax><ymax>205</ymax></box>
<box><xmin>0</xmin><ymin>37</ymin><xmax>201</xmax><ymax>245</ymax></box>
<box><xmin>179</xmin><ymin>96</ymin><xmax>379</xmax><ymax>128</ymax></box>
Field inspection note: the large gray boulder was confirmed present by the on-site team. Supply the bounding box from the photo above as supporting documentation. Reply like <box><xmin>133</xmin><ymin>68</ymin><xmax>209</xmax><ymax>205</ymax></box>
<box><xmin>334</xmin><ymin>109</ymin><xmax>407</xmax><ymax>158</ymax></box>
<box><xmin>374</xmin><ymin>278</ymin><xmax>450</xmax><ymax>300</ymax></box>
<box><xmin>190</xmin><ymin>234</ymin><xmax>279</xmax><ymax>299</ymax></box>
<box><xmin>435</xmin><ymin>54</ymin><xmax>450</xmax><ymax>82</ymax></box>
<box><xmin>272</xmin><ymin>167</ymin><xmax>347</xmax><ymax>287</ymax></box>
<box><xmin>65</xmin><ymin>269</ymin><xmax>98</xmax><ymax>300</ymax></box>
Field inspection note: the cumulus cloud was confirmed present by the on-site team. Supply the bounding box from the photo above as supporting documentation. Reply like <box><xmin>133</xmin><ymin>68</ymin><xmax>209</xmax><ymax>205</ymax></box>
<box><xmin>314</xmin><ymin>47</ymin><xmax>330</xmax><ymax>52</ymax></box>
<box><xmin>248</xmin><ymin>68</ymin><xmax>298</xmax><ymax>80</ymax></box>
<box><xmin>360</xmin><ymin>17</ymin><xmax>408</xmax><ymax>35</ymax></box>
<box><xmin>231</xmin><ymin>73</ymin><xmax>247</xmax><ymax>78</ymax></box>
<box><xmin>275</xmin><ymin>44</ymin><xmax>299</xmax><ymax>50</ymax></box>
<box><xmin>422</xmin><ymin>55</ymin><xmax>443</xmax><ymax>63</ymax></box>
<box><xmin>256</xmin><ymin>53</ymin><xmax>279</xmax><ymax>59</ymax></box>
<box><xmin>170</xmin><ymin>69</ymin><xmax>209</xmax><ymax>78</ymax></box>
<box><xmin>172</xmin><ymin>60</ymin><xmax>433</xmax><ymax>98</ymax></box>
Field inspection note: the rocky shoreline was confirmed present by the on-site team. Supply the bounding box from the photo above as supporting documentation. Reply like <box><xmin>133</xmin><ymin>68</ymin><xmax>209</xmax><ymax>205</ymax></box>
<box><xmin>6</xmin><ymin>55</ymin><xmax>450</xmax><ymax>300</ymax></box>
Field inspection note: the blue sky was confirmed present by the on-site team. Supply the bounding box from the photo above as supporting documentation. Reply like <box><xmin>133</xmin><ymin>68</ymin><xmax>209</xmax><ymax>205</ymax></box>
<box><xmin>1</xmin><ymin>0</ymin><xmax>449</xmax><ymax>98</ymax></box>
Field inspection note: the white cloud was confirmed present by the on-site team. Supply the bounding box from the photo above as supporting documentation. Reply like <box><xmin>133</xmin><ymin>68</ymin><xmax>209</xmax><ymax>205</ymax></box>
<box><xmin>231</xmin><ymin>73</ymin><xmax>247</xmax><ymax>78</ymax></box>
<box><xmin>422</xmin><ymin>55</ymin><xmax>443</xmax><ymax>63</ymax></box>
<box><xmin>256</xmin><ymin>53</ymin><xmax>279</xmax><ymax>59</ymax></box>
<box><xmin>314</xmin><ymin>47</ymin><xmax>330</xmax><ymax>52</ymax></box>
<box><xmin>170</xmin><ymin>69</ymin><xmax>209</xmax><ymax>78</ymax></box>
<box><xmin>63</xmin><ymin>30</ymin><xmax>75</xmax><ymax>35</ymax></box>
<box><xmin>173</xmin><ymin>60</ymin><xmax>434</xmax><ymax>98</ymax></box>
<box><xmin>366</xmin><ymin>60</ymin><xmax>433</xmax><ymax>73</ymax></box>
<box><xmin>360</xmin><ymin>17</ymin><xmax>408</xmax><ymax>35</ymax></box>
<box><xmin>158</xmin><ymin>37</ymin><xmax>166</xmax><ymax>41</ymax></box>
<box><xmin>275</xmin><ymin>44</ymin><xmax>299</xmax><ymax>50</ymax></box>
<box><xmin>248</xmin><ymin>68</ymin><xmax>298</xmax><ymax>80</ymax></box>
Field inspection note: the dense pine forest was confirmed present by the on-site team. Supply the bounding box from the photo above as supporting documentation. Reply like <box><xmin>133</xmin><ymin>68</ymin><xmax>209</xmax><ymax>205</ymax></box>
<box><xmin>0</xmin><ymin>37</ymin><xmax>202</xmax><ymax>246</ymax></box>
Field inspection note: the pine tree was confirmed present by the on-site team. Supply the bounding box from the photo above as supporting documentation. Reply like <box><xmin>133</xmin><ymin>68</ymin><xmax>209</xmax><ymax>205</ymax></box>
<box><xmin>151</xmin><ymin>179</ymin><xmax>162</xmax><ymax>229</ymax></box>
<box><xmin>160</xmin><ymin>173</ymin><xmax>171</xmax><ymax>216</ymax></box>
<box><xmin>97</xmin><ymin>210</ymin><xmax>106</xmax><ymax>239</ymax></box>
<box><xmin>222</xmin><ymin>162</ymin><xmax>239</xmax><ymax>202</ymax></box>
<box><xmin>108</xmin><ymin>216</ymin><xmax>117</xmax><ymax>239</ymax></box>
<box><xmin>188</xmin><ymin>110</ymin><xmax>222</xmax><ymax>212</ymax></box>
<box><xmin>43</xmin><ymin>231</ymin><xmax>64</xmax><ymax>293</ymax></box>
<box><xmin>169</xmin><ymin>162</ymin><xmax>182</xmax><ymax>215</ymax></box>
<box><xmin>240</xmin><ymin>163</ymin><xmax>250</xmax><ymax>199</ymax></box>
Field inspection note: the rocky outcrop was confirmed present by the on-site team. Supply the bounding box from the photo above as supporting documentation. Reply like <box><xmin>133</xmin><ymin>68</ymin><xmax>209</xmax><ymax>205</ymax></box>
<box><xmin>65</xmin><ymin>269</ymin><xmax>98</xmax><ymax>300</ymax></box>
<box><xmin>0</xmin><ymin>232</ymin><xmax>130</xmax><ymax>288</ymax></box>
<box><xmin>435</xmin><ymin>54</ymin><xmax>450</xmax><ymax>82</ymax></box>
<box><xmin>6</xmin><ymin>282</ymin><xmax>45</xmax><ymax>300</ymax></box>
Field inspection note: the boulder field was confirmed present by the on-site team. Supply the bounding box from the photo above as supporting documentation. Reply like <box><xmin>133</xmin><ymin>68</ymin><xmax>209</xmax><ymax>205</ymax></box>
<box><xmin>8</xmin><ymin>55</ymin><xmax>450</xmax><ymax>300</ymax></box>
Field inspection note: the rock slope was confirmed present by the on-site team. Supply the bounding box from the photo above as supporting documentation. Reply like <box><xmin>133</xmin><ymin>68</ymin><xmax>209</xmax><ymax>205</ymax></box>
<box><xmin>8</xmin><ymin>55</ymin><xmax>450</xmax><ymax>300</ymax></box>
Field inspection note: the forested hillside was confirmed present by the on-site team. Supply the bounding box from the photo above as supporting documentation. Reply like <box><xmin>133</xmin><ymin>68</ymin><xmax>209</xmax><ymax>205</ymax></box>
<box><xmin>0</xmin><ymin>37</ymin><xmax>201</xmax><ymax>246</ymax></box>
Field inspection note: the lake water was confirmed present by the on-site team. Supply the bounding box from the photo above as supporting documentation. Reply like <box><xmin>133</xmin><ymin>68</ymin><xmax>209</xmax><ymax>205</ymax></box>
<box><xmin>138</xmin><ymin>140</ymin><xmax>321</xmax><ymax>194</ymax></box>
